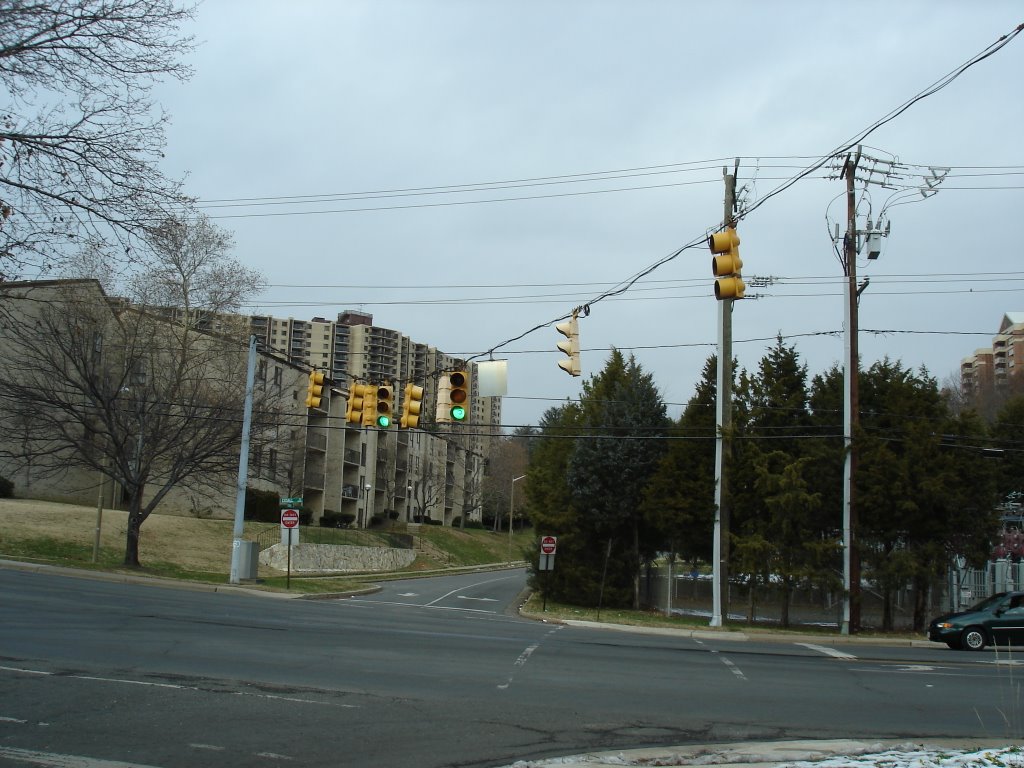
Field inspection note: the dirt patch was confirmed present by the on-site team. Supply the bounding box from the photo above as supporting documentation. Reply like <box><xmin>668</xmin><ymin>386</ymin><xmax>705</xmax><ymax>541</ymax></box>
<box><xmin>0</xmin><ymin>498</ymin><xmax>242</xmax><ymax>573</ymax></box>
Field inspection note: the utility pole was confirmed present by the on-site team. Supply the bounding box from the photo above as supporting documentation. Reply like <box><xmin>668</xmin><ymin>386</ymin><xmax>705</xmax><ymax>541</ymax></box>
<box><xmin>841</xmin><ymin>148</ymin><xmax>862</xmax><ymax>634</ymax></box>
<box><xmin>710</xmin><ymin>160</ymin><xmax>739</xmax><ymax>628</ymax></box>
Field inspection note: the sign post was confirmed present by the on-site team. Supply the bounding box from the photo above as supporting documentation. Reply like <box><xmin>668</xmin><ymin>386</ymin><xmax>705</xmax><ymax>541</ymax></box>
<box><xmin>281</xmin><ymin>508</ymin><xmax>300</xmax><ymax>589</ymax></box>
<box><xmin>538</xmin><ymin>536</ymin><xmax>557</xmax><ymax>611</ymax></box>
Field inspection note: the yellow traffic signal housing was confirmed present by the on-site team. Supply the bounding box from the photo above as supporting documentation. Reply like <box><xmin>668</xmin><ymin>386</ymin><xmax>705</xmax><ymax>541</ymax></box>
<box><xmin>709</xmin><ymin>227</ymin><xmax>745</xmax><ymax>300</ymax></box>
<box><xmin>448</xmin><ymin>371</ymin><xmax>469</xmax><ymax>422</ymax></box>
<box><xmin>556</xmin><ymin>314</ymin><xmax>581</xmax><ymax>376</ymax></box>
<box><xmin>361</xmin><ymin>385</ymin><xmax>377</xmax><ymax>427</ymax></box>
<box><xmin>435</xmin><ymin>375</ymin><xmax>452</xmax><ymax>424</ymax></box>
<box><xmin>346</xmin><ymin>382</ymin><xmax>371</xmax><ymax>423</ymax></box>
<box><xmin>400</xmin><ymin>382</ymin><xmax>424</xmax><ymax>429</ymax></box>
<box><xmin>306</xmin><ymin>370</ymin><xmax>326</xmax><ymax>409</ymax></box>
<box><xmin>375</xmin><ymin>384</ymin><xmax>393</xmax><ymax>428</ymax></box>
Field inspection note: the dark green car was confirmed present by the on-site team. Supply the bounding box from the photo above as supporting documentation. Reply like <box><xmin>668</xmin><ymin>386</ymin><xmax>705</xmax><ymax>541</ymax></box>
<box><xmin>927</xmin><ymin>591</ymin><xmax>1024</xmax><ymax>651</ymax></box>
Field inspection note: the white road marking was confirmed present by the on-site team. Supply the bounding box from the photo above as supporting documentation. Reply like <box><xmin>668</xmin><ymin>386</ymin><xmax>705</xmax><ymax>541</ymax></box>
<box><xmin>796</xmin><ymin>642</ymin><xmax>857</xmax><ymax>660</ymax></box>
<box><xmin>189</xmin><ymin>744</ymin><xmax>225</xmax><ymax>752</ymax></box>
<box><xmin>425</xmin><ymin>574</ymin><xmax>519</xmax><ymax>606</ymax></box>
<box><xmin>0</xmin><ymin>745</ymin><xmax>165</xmax><ymax>767</ymax></box>
<box><xmin>719</xmin><ymin>656</ymin><xmax>747</xmax><ymax>681</ymax></box>
<box><xmin>457</xmin><ymin>595</ymin><xmax>498</xmax><ymax>602</ymax></box>
<box><xmin>498</xmin><ymin>627</ymin><xmax>563</xmax><ymax>690</ymax></box>
<box><xmin>0</xmin><ymin>665</ymin><xmax>53</xmax><ymax>675</ymax></box>
<box><xmin>397</xmin><ymin>592</ymin><xmax>418</xmax><ymax>597</ymax></box>
<box><xmin>0</xmin><ymin>716</ymin><xmax>27</xmax><ymax>723</ymax></box>
<box><xmin>256</xmin><ymin>752</ymin><xmax>295</xmax><ymax>761</ymax></box>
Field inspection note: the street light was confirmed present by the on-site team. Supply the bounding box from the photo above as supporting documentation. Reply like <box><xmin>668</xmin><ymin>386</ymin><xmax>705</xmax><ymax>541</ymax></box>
<box><xmin>362</xmin><ymin>483</ymin><xmax>372</xmax><ymax>528</ymax></box>
<box><xmin>407</xmin><ymin>483</ymin><xmax>414</xmax><ymax>522</ymax></box>
<box><xmin>510</xmin><ymin>474</ymin><xmax>526</xmax><ymax>565</ymax></box>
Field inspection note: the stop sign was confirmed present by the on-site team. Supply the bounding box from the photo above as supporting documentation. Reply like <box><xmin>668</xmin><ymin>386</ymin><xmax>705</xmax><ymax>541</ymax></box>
<box><xmin>540</xmin><ymin>535</ymin><xmax>557</xmax><ymax>555</ymax></box>
<box><xmin>281</xmin><ymin>508</ymin><xmax>300</xmax><ymax>528</ymax></box>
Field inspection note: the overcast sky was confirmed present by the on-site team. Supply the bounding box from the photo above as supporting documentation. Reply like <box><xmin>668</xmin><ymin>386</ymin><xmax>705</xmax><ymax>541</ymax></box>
<box><xmin>154</xmin><ymin>1</ymin><xmax>1024</xmax><ymax>429</ymax></box>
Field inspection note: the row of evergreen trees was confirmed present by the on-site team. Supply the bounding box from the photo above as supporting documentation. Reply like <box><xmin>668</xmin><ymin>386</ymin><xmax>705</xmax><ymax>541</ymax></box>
<box><xmin>525</xmin><ymin>339</ymin><xmax>1024</xmax><ymax>631</ymax></box>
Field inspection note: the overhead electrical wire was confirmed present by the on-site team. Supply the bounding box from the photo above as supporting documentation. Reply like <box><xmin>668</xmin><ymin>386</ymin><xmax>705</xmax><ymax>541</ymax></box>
<box><xmin>460</xmin><ymin>21</ymin><xmax>1024</xmax><ymax>363</ymax></box>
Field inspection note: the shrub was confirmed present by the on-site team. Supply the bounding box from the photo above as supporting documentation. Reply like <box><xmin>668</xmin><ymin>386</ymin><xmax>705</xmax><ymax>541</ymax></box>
<box><xmin>244</xmin><ymin>487</ymin><xmax>280</xmax><ymax>522</ymax></box>
<box><xmin>0</xmin><ymin>475</ymin><xmax>13</xmax><ymax>498</ymax></box>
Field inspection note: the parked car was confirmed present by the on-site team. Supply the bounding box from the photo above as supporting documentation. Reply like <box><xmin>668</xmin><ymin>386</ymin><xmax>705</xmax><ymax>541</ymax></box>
<box><xmin>927</xmin><ymin>591</ymin><xmax>1024</xmax><ymax>650</ymax></box>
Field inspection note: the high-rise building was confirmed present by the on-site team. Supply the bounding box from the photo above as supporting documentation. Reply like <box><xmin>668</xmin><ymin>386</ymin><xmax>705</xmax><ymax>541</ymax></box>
<box><xmin>250</xmin><ymin>310</ymin><xmax>500</xmax><ymax>527</ymax></box>
<box><xmin>961</xmin><ymin>313</ymin><xmax>1024</xmax><ymax>418</ymax></box>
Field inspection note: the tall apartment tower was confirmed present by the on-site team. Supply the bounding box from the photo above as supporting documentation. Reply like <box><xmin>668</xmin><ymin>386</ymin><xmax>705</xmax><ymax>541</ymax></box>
<box><xmin>249</xmin><ymin>310</ymin><xmax>500</xmax><ymax>527</ymax></box>
<box><xmin>961</xmin><ymin>312</ymin><xmax>1024</xmax><ymax>418</ymax></box>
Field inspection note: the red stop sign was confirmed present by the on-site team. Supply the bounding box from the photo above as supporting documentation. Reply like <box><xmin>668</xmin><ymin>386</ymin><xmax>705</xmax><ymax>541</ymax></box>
<box><xmin>540</xmin><ymin>535</ymin><xmax>557</xmax><ymax>555</ymax></box>
<box><xmin>281</xmin><ymin>509</ymin><xmax>300</xmax><ymax>528</ymax></box>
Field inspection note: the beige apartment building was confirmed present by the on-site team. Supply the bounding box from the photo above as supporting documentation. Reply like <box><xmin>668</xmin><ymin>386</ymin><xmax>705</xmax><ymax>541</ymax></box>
<box><xmin>0</xmin><ymin>282</ymin><xmax>495</xmax><ymax>528</ymax></box>
<box><xmin>961</xmin><ymin>312</ymin><xmax>1024</xmax><ymax>417</ymax></box>
<box><xmin>250</xmin><ymin>310</ymin><xmax>499</xmax><ymax>527</ymax></box>
<box><xmin>0</xmin><ymin>280</ymin><xmax>308</xmax><ymax>518</ymax></box>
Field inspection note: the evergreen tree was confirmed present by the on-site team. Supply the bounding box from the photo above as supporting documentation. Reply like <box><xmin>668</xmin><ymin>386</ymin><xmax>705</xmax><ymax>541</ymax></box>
<box><xmin>992</xmin><ymin>394</ymin><xmax>1024</xmax><ymax>503</ymax></box>
<box><xmin>564</xmin><ymin>349</ymin><xmax>669</xmax><ymax>608</ymax></box>
<box><xmin>642</xmin><ymin>355</ymin><xmax>717</xmax><ymax>568</ymax></box>
<box><xmin>525</xmin><ymin>402</ymin><xmax>583</xmax><ymax>600</ymax></box>
<box><xmin>858</xmin><ymin>360</ymin><xmax>998</xmax><ymax>630</ymax></box>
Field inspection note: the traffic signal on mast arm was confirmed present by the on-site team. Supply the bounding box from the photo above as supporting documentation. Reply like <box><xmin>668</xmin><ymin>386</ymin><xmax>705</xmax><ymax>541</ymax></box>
<box><xmin>556</xmin><ymin>313</ymin><xmax>581</xmax><ymax>376</ymax></box>
<box><xmin>435</xmin><ymin>374</ymin><xmax>452</xmax><ymax>424</ymax></box>
<box><xmin>448</xmin><ymin>371</ymin><xmax>469</xmax><ymax>422</ymax></box>
<box><xmin>709</xmin><ymin>226</ymin><xmax>745</xmax><ymax>300</ymax></box>
<box><xmin>345</xmin><ymin>382</ymin><xmax>370</xmax><ymax>423</ymax></box>
<box><xmin>400</xmin><ymin>382</ymin><xmax>424</xmax><ymax>429</ymax></box>
<box><xmin>375</xmin><ymin>384</ymin><xmax>394</xmax><ymax>428</ymax></box>
<box><xmin>306</xmin><ymin>370</ymin><xmax>326</xmax><ymax>408</ymax></box>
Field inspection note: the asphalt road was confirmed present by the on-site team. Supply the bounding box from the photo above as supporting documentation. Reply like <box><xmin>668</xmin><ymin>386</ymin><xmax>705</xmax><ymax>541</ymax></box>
<box><xmin>1</xmin><ymin>566</ymin><xmax>1021</xmax><ymax>768</ymax></box>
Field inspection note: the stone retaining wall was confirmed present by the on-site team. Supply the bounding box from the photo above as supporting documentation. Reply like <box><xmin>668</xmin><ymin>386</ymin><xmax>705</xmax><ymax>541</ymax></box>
<box><xmin>259</xmin><ymin>543</ymin><xmax>416</xmax><ymax>573</ymax></box>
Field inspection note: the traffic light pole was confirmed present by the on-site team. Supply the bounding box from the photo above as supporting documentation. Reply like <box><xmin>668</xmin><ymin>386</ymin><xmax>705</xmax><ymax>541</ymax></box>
<box><xmin>229</xmin><ymin>334</ymin><xmax>258</xmax><ymax>584</ymax></box>
<box><xmin>710</xmin><ymin>165</ymin><xmax>737</xmax><ymax>628</ymax></box>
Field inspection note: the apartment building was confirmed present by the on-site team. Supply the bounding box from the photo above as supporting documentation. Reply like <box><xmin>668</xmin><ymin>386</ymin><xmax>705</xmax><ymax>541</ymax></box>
<box><xmin>249</xmin><ymin>310</ymin><xmax>499</xmax><ymax>527</ymax></box>
<box><xmin>0</xmin><ymin>280</ymin><xmax>307</xmax><ymax>517</ymax></box>
<box><xmin>961</xmin><ymin>312</ymin><xmax>1024</xmax><ymax>416</ymax></box>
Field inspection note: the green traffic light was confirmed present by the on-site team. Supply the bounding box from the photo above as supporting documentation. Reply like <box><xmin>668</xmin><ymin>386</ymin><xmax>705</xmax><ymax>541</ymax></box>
<box><xmin>450</xmin><ymin>405</ymin><xmax>466</xmax><ymax>422</ymax></box>
<box><xmin>377</xmin><ymin>415</ymin><xmax>391</xmax><ymax>428</ymax></box>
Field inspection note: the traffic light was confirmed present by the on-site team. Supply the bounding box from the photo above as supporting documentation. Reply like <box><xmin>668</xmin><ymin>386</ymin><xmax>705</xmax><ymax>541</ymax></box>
<box><xmin>448</xmin><ymin>371</ymin><xmax>469</xmax><ymax>422</ymax></box>
<box><xmin>556</xmin><ymin>313</ymin><xmax>581</xmax><ymax>377</ymax></box>
<box><xmin>709</xmin><ymin>226</ymin><xmax>745</xmax><ymax>300</ymax></box>
<box><xmin>306</xmin><ymin>370</ymin><xmax>326</xmax><ymax>408</ymax></box>
<box><xmin>375</xmin><ymin>384</ymin><xmax>393</xmax><ymax>428</ymax></box>
<box><xmin>346</xmin><ymin>382</ymin><xmax>370</xmax><ymax>424</ymax></box>
<box><xmin>435</xmin><ymin>375</ymin><xmax>452</xmax><ymax>424</ymax></box>
<box><xmin>400</xmin><ymin>382</ymin><xmax>424</xmax><ymax>429</ymax></box>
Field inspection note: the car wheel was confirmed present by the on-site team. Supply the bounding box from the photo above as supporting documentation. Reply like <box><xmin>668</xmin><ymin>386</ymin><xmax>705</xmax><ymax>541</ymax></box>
<box><xmin>961</xmin><ymin>627</ymin><xmax>987</xmax><ymax>651</ymax></box>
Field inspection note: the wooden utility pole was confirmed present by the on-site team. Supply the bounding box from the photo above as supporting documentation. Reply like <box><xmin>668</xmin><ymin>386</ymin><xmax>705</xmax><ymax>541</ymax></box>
<box><xmin>710</xmin><ymin>161</ymin><xmax>738</xmax><ymax>627</ymax></box>
<box><xmin>841</xmin><ymin>148</ymin><xmax>862</xmax><ymax>634</ymax></box>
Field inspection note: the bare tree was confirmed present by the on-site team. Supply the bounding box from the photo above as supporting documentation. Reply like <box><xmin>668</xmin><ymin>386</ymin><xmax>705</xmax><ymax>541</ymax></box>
<box><xmin>0</xmin><ymin>0</ymin><xmax>196</xmax><ymax>279</ymax></box>
<box><xmin>0</xmin><ymin>218</ymin><xmax>281</xmax><ymax>567</ymax></box>
<box><xmin>481</xmin><ymin>435</ymin><xmax>529</xmax><ymax>530</ymax></box>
